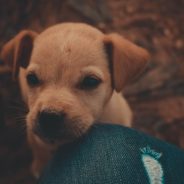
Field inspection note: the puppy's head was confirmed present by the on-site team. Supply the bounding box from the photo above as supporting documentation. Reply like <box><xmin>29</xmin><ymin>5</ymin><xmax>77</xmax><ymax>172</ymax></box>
<box><xmin>1</xmin><ymin>23</ymin><xmax>149</xmax><ymax>144</ymax></box>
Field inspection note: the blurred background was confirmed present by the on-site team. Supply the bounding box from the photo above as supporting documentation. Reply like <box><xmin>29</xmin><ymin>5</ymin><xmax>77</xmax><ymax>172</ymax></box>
<box><xmin>0</xmin><ymin>0</ymin><xmax>184</xmax><ymax>183</ymax></box>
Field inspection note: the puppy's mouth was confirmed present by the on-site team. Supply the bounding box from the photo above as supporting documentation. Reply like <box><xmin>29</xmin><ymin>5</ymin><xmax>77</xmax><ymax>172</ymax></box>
<box><xmin>33</xmin><ymin>125</ymin><xmax>76</xmax><ymax>144</ymax></box>
<box><xmin>32</xmin><ymin>111</ymin><xmax>88</xmax><ymax>144</ymax></box>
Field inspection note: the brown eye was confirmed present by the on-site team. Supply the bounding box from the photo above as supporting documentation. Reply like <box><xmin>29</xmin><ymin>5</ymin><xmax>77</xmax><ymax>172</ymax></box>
<box><xmin>80</xmin><ymin>76</ymin><xmax>102</xmax><ymax>90</ymax></box>
<box><xmin>26</xmin><ymin>73</ymin><xmax>40</xmax><ymax>87</ymax></box>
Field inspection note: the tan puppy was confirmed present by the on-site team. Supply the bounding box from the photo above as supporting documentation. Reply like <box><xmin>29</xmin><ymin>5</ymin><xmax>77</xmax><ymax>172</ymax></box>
<box><xmin>1</xmin><ymin>23</ymin><xmax>149</xmax><ymax>177</ymax></box>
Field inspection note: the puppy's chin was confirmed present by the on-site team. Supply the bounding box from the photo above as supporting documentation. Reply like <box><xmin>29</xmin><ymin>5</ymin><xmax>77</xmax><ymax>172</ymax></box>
<box><xmin>33</xmin><ymin>129</ymin><xmax>75</xmax><ymax>145</ymax></box>
<box><xmin>32</xmin><ymin>120</ymin><xmax>94</xmax><ymax>145</ymax></box>
<box><xmin>33</xmin><ymin>129</ymin><xmax>79</xmax><ymax>145</ymax></box>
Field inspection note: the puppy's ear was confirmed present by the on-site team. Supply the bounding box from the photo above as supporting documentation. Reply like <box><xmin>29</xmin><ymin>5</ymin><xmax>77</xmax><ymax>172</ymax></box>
<box><xmin>0</xmin><ymin>30</ymin><xmax>37</xmax><ymax>79</ymax></box>
<box><xmin>103</xmin><ymin>33</ymin><xmax>150</xmax><ymax>92</ymax></box>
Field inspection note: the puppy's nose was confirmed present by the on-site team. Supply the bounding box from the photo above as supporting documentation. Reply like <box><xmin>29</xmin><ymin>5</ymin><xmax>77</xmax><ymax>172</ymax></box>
<box><xmin>37</xmin><ymin>111</ymin><xmax>66</xmax><ymax>139</ymax></box>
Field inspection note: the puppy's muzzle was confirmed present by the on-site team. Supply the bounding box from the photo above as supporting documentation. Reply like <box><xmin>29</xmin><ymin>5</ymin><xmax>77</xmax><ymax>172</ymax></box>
<box><xmin>34</xmin><ymin>111</ymin><xmax>66</xmax><ymax>141</ymax></box>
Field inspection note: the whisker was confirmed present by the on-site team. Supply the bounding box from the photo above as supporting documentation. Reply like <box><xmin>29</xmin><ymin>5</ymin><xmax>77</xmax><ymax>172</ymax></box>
<box><xmin>6</xmin><ymin>104</ymin><xmax>28</xmax><ymax>113</ymax></box>
<box><xmin>13</xmin><ymin>120</ymin><xmax>27</xmax><ymax>136</ymax></box>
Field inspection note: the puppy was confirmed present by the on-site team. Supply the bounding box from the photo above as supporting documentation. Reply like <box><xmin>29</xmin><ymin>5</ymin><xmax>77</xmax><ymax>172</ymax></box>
<box><xmin>0</xmin><ymin>23</ymin><xmax>149</xmax><ymax>177</ymax></box>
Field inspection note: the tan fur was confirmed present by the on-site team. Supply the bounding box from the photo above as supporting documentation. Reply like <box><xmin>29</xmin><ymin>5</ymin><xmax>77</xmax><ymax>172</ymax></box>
<box><xmin>0</xmin><ymin>23</ymin><xmax>149</xmax><ymax>177</ymax></box>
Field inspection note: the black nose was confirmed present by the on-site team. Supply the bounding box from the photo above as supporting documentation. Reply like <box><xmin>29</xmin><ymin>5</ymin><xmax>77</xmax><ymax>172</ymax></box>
<box><xmin>37</xmin><ymin>111</ymin><xmax>66</xmax><ymax>139</ymax></box>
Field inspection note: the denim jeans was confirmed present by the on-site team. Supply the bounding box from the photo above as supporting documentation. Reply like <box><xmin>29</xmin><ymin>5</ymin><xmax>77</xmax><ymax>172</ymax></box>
<box><xmin>39</xmin><ymin>124</ymin><xmax>184</xmax><ymax>184</ymax></box>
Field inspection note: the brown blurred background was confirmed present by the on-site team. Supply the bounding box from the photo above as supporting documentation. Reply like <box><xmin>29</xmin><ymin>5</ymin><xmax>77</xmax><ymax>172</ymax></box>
<box><xmin>0</xmin><ymin>0</ymin><xmax>184</xmax><ymax>183</ymax></box>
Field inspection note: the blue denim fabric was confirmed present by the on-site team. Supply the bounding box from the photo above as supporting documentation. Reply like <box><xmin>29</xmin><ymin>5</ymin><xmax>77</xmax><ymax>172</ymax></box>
<box><xmin>39</xmin><ymin>124</ymin><xmax>184</xmax><ymax>184</ymax></box>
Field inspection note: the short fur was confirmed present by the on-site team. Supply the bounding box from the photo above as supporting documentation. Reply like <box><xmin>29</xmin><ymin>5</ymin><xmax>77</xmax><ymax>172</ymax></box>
<box><xmin>0</xmin><ymin>23</ymin><xmax>149</xmax><ymax>177</ymax></box>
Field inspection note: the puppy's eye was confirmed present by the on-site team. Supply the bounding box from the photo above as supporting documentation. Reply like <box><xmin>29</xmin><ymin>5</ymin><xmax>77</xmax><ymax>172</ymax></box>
<box><xmin>26</xmin><ymin>73</ymin><xmax>40</xmax><ymax>87</ymax></box>
<box><xmin>80</xmin><ymin>76</ymin><xmax>102</xmax><ymax>90</ymax></box>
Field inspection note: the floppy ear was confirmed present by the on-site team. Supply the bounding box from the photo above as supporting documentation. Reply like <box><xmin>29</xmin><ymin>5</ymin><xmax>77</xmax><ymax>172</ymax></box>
<box><xmin>0</xmin><ymin>30</ymin><xmax>37</xmax><ymax>79</ymax></box>
<box><xmin>103</xmin><ymin>33</ymin><xmax>150</xmax><ymax>92</ymax></box>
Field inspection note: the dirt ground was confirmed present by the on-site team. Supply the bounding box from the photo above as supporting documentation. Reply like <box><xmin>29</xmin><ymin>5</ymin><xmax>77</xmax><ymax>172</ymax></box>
<box><xmin>0</xmin><ymin>0</ymin><xmax>184</xmax><ymax>183</ymax></box>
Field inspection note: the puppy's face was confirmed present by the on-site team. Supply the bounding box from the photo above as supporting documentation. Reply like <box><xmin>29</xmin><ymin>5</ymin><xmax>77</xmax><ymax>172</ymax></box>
<box><xmin>1</xmin><ymin>23</ymin><xmax>149</xmax><ymax>144</ymax></box>
<box><xmin>25</xmin><ymin>27</ymin><xmax>112</xmax><ymax>143</ymax></box>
